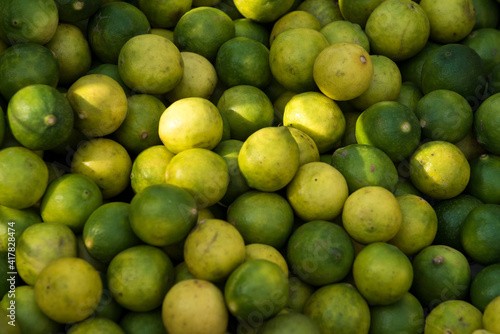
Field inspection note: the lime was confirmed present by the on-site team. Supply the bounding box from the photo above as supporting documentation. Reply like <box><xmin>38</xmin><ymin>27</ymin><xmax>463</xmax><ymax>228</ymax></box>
<box><xmin>424</xmin><ymin>300</ymin><xmax>482</xmax><ymax>334</ymax></box>
<box><xmin>286</xmin><ymin>162</ymin><xmax>349</xmax><ymax>221</ymax></box>
<box><xmin>55</xmin><ymin>0</ymin><xmax>102</xmax><ymax>23</ymax></box>
<box><xmin>0</xmin><ymin>205</ymin><xmax>41</xmax><ymax>252</ymax></box>
<box><xmin>287</xmin><ymin>220</ymin><xmax>354</xmax><ymax>286</ymax></box>
<box><xmin>68</xmin><ymin>317</ymin><xmax>124</xmax><ymax>334</ymax></box>
<box><xmin>162</xmin><ymin>279</ymin><xmax>228</xmax><ymax>334</ymax></box>
<box><xmin>34</xmin><ymin>257</ymin><xmax>103</xmax><ymax>324</ymax></box>
<box><xmin>0</xmin><ymin>42</ymin><xmax>59</xmax><ymax>101</ymax></box>
<box><xmin>288</xmin><ymin>127</ymin><xmax>320</xmax><ymax>166</ymax></box>
<box><xmin>107</xmin><ymin>245</ymin><xmax>174</xmax><ymax>312</ymax></box>
<box><xmin>129</xmin><ymin>183</ymin><xmax>198</xmax><ymax>247</ymax></box>
<box><xmin>331</xmin><ymin>144</ymin><xmax>399</xmax><ymax>193</ymax></box>
<box><xmin>303</xmin><ymin>283</ymin><xmax>370</xmax><ymax>333</ymax></box>
<box><xmin>313</xmin><ymin>42</ymin><xmax>373</xmax><ymax>101</ymax></box>
<box><xmin>455</xmin><ymin>129</ymin><xmax>489</xmax><ymax>161</ymax></box>
<box><xmin>468</xmin><ymin>154</ymin><xmax>500</xmax><ymax>203</ymax></box>
<box><xmin>233</xmin><ymin>0</ymin><xmax>294</xmax><ymax>22</ymax></box>
<box><xmin>87</xmin><ymin>2</ymin><xmax>150</xmax><ymax>64</ymax></box>
<box><xmin>461</xmin><ymin>204</ymin><xmax>500</xmax><ymax>265</ymax></box>
<box><xmin>411</xmin><ymin>245</ymin><xmax>471</xmax><ymax>309</ymax></box>
<box><xmin>113</xmin><ymin>94</ymin><xmax>165</xmax><ymax>155</ymax></box>
<box><xmin>0</xmin><ymin>146</ymin><xmax>48</xmax><ymax>209</ymax></box>
<box><xmin>87</xmin><ymin>63</ymin><xmax>131</xmax><ymax>96</ymax></box>
<box><xmin>474</xmin><ymin>92</ymin><xmax>500</xmax><ymax>155</ymax></box>
<box><xmin>410</xmin><ymin>141</ymin><xmax>470</xmax><ymax>199</ymax></box>
<box><xmin>130</xmin><ymin>145</ymin><xmax>175</xmax><ymax>194</ymax></box>
<box><xmin>227</xmin><ymin>190</ymin><xmax>294</xmax><ymax>249</ymax></box>
<box><xmin>137</xmin><ymin>0</ymin><xmax>191</xmax><ymax>29</ymax></box>
<box><xmin>298</xmin><ymin>0</ymin><xmax>344</xmax><ymax>27</ymax></box>
<box><xmin>338</xmin><ymin>0</ymin><xmax>385</xmax><ymax>28</ymax></box>
<box><xmin>270</xmin><ymin>28</ymin><xmax>329</xmax><ymax>93</ymax></box>
<box><xmin>320</xmin><ymin>20</ymin><xmax>370</xmax><ymax>52</ymax></box>
<box><xmin>470</xmin><ymin>263</ymin><xmax>500</xmax><ymax>312</ymax></box>
<box><xmin>234</xmin><ymin>18</ymin><xmax>270</xmax><ymax>47</ymax></box>
<box><xmin>398</xmin><ymin>41</ymin><xmax>441</xmax><ymax>91</ymax></box>
<box><xmin>224</xmin><ymin>259</ymin><xmax>289</xmax><ymax>322</ymax></box>
<box><xmin>364</xmin><ymin>0</ymin><xmax>430</xmax><ymax>61</ymax></box>
<box><xmin>463</xmin><ymin>28</ymin><xmax>500</xmax><ymax>74</ymax></box>
<box><xmin>173</xmin><ymin>7</ymin><xmax>235</xmax><ymax>62</ymax></box>
<box><xmin>245</xmin><ymin>243</ymin><xmax>289</xmax><ymax>276</ymax></box>
<box><xmin>269</xmin><ymin>10</ymin><xmax>321</xmax><ymax>46</ymax></box>
<box><xmin>216</xmin><ymin>37</ymin><xmax>272</xmax><ymax>89</ymax></box>
<box><xmin>118</xmin><ymin>34</ymin><xmax>183</xmax><ymax>95</ymax></box>
<box><xmin>483</xmin><ymin>295</ymin><xmax>500</xmax><ymax>333</ymax></box>
<box><xmin>396</xmin><ymin>81</ymin><xmax>423</xmax><ymax>112</ymax></box>
<box><xmin>217</xmin><ymin>85</ymin><xmax>274</xmax><ymax>141</ymax></box>
<box><xmin>472</xmin><ymin>0</ymin><xmax>500</xmax><ymax>29</ymax></box>
<box><xmin>158</xmin><ymin>97</ymin><xmax>223</xmax><ymax>154</ymax></box>
<box><xmin>7</xmin><ymin>84</ymin><xmax>74</xmax><ymax>150</ymax></box>
<box><xmin>287</xmin><ymin>275</ymin><xmax>315</xmax><ymax>313</ymax></box>
<box><xmin>184</xmin><ymin>219</ymin><xmax>246</xmax><ymax>282</ymax></box>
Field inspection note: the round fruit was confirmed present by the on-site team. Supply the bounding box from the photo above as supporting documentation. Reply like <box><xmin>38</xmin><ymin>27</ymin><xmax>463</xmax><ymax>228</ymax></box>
<box><xmin>470</xmin><ymin>263</ymin><xmax>500</xmax><ymax>312</ymax></box>
<box><xmin>424</xmin><ymin>300</ymin><xmax>482</xmax><ymax>334</ymax></box>
<box><xmin>130</xmin><ymin>145</ymin><xmax>175</xmax><ymax>194</ymax></box>
<box><xmin>55</xmin><ymin>0</ymin><xmax>102</xmax><ymax>23</ymax></box>
<box><xmin>269</xmin><ymin>10</ymin><xmax>321</xmax><ymax>46</ymax></box>
<box><xmin>474</xmin><ymin>93</ymin><xmax>500</xmax><ymax>155</ymax></box>
<box><xmin>320</xmin><ymin>20</ymin><xmax>370</xmax><ymax>52</ymax></box>
<box><xmin>483</xmin><ymin>295</ymin><xmax>500</xmax><ymax>333</ymax></box>
<box><xmin>467</xmin><ymin>154</ymin><xmax>500</xmax><ymax>204</ymax></box>
<box><xmin>137</xmin><ymin>0</ymin><xmax>191</xmax><ymax>28</ymax></box>
<box><xmin>68</xmin><ymin>318</ymin><xmax>124</xmax><ymax>334</ymax></box>
<box><xmin>245</xmin><ymin>244</ymin><xmax>289</xmax><ymax>276</ymax></box>
<box><xmin>233</xmin><ymin>0</ymin><xmax>294</xmax><ymax>22</ymax></box>
<box><xmin>288</xmin><ymin>127</ymin><xmax>321</xmax><ymax>166</ymax></box>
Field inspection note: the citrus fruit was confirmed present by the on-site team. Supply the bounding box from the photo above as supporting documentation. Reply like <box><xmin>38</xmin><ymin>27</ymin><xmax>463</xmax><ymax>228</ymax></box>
<box><xmin>217</xmin><ymin>85</ymin><xmax>274</xmax><ymax>141</ymax></box>
<box><xmin>313</xmin><ymin>42</ymin><xmax>373</xmax><ymax>101</ymax></box>
<box><xmin>461</xmin><ymin>203</ymin><xmax>500</xmax><ymax>265</ymax></box>
<box><xmin>283</xmin><ymin>91</ymin><xmax>346</xmax><ymax>153</ymax></box>
<box><xmin>71</xmin><ymin>138</ymin><xmax>132</xmax><ymax>199</ymax></box>
<box><xmin>433</xmin><ymin>194</ymin><xmax>483</xmax><ymax>252</ymax></box>
<box><xmin>165</xmin><ymin>148</ymin><xmax>229</xmax><ymax>209</ymax></box>
<box><xmin>238</xmin><ymin>126</ymin><xmax>300</xmax><ymax>192</ymax></box>
<box><xmin>421</xmin><ymin>43</ymin><xmax>486</xmax><ymax>98</ymax></box>
<box><xmin>470</xmin><ymin>263</ymin><xmax>500</xmax><ymax>312</ymax></box>
<box><xmin>137</xmin><ymin>0</ymin><xmax>191</xmax><ymax>29</ymax></box>
<box><xmin>411</xmin><ymin>245</ymin><xmax>471</xmax><ymax>309</ymax></box>
<box><xmin>107</xmin><ymin>245</ymin><xmax>174</xmax><ymax>312</ymax></box>
<box><xmin>349</xmin><ymin>54</ymin><xmax>402</xmax><ymax>110</ymax></box>
<box><xmin>224</xmin><ymin>259</ymin><xmax>289</xmax><ymax>322</ymax></box>
<box><xmin>0</xmin><ymin>42</ymin><xmax>59</xmax><ymax>101</ymax></box>
<box><xmin>68</xmin><ymin>317</ymin><xmax>124</xmax><ymax>334</ymax></box>
<box><xmin>120</xmin><ymin>309</ymin><xmax>166</xmax><ymax>334</ymax></box>
<box><xmin>83</xmin><ymin>202</ymin><xmax>142</xmax><ymax>264</ymax></box>
<box><xmin>227</xmin><ymin>190</ymin><xmax>294</xmax><ymax>249</ymax></box>
<box><xmin>398</xmin><ymin>41</ymin><xmax>441</xmax><ymax>91</ymax></box>
<box><xmin>129</xmin><ymin>183</ymin><xmax>197</xmax><ymax>247</ymax></box>
<box><xmin>468</xmin><ymin>154</ymin><xmax>500</xmax><ymax>203</ymax></box>
<box><xmin>369</xmin><ymin>292</ymin><xmax>425</xmax><ymax>334</ymax></box>
<box><xmin>259</xmin><ymin>312</ymin><xmax>321</xmax><ymax>334</ymax></box>
<box><xmin>415</xmin><ymin>89</ymin><xmax>473</xmax><ymax>143</ymax></box>
<box><xmin>233</xmin><ymin>0</ymin><xmax>294</xmax><ymax>22</ymax></box>
<box><xmin>165</xmin><ymin>51</ymin><xmax>218</xmax><ymax>103</ymax></box>
<box><xmin>353</xmin><ymin>242</ymin><xmax>413</xmax><ymax>305</ymax></box>
<box><xmin>483</xmin><ymin>295</ymin><xmax>500</xmax><ymax>333</ymax></box>
<box><xmin>34</xmin><ymin>257</ymin><xmax>102</xmax><ymax>323</ymax></box>
<box><xmin>40</xmin><ymin>173</ymin><xmax>103</xmax><ymax>233</ymax></box>
<box><xmin>7</xmin><ymin>84</ymin><xmax>74</xmax><ymax>150</ymax></box>
<box><xmin>213</xmin><ymin>139</ymin><xmax>251</xmax><ymax>206</ymax></box>
<box><xmin>388</xmin><ymin>194</ymin><xmax>437</xmax><ymax>256</ymax></box>
<box><xmin>86</xmin><ymin>63</ymin><xmax>131</xmax><ymax>96</ymax></box>
<box><xmin>463</xmin><ymin>28</ymin><xmax>500</xmax><ymax>74</ymax></box>
<box><xmin>113</xmin><ymin>94</ymin><xmax>165</xmax><ymax>155</ymax></box>
<box><xmin>287</xmin><ymin>127</ymin><xmax>320</xmax><ymax>166</ymax></box>
<box><xmin>45</xmin><ymin>23</ymin><xmax>92</xmax><ymax>86</ymax></box>
<box><xmin>396</xmin><ymin>81</ymin><xmax>423</xmax><ymax>112</ymax></box>
<box><xmin>0</xmin><ymin>146</ymin><xmax>48</xmax><ymax>209</ymax></box>
<box><xmin>158</xmin><ymin>97</ymin><xmax>223</xmax><ymax>154</ymax></box>
<box><xmin>66</xmin><ymin>74</ymin><xmax>128</xmax><ymax>138</ymax></box>
<box><xmin>269</xmin><ymin>28</ymin><xmax>329</xmax><ymax>93</ymax></box>
<box><xmin>320</xmin><ymin>20</ymin><xmax>370</xmax><ymax>52</ymax></box>
<box><xmin>0</xmin><ymin>285</ymin><xmax>62</xmax><ymax>334</ymax></box>
<box><xmin>474</xmin><ymin>92</ymin><xmax>500</xmax><ymax>155</ymax></box>
<box><xmin>87</xmin><ymin>1</ymin><xmax>151</xmax><ymax>64</ymax></box>
<box><xmin>16</xmin><ymin>222</ymin><xmax>77</xmax><ymax>285</ymax></box>
<box><xmin>118</xmin><ymin>34</ymin><xmax>183</xmax><ymax>95</ymax></box>
<box><xmin>173</xmin><ymin>6</ymin><xmax>235</xmax><ymax>62</ymax></box>
<box><xmin>419</xmin><ymin>0</ymin><xmax>476</xmax><ymax>43</ymax></box>
<box><xmin>424</xmin><ymin>300</ymin><xmax>483</xmax><ymax>334</ymax></box>
<box><xmin>216</xmin><ymin>37</ymin><xmax>272</xmax><ymax>89</ymax></box>
<box><xmin>286</xmin><ymin>162</ymin><xmax>349</xmax><ymax>221</ymax></box>
<box><xmin>245</xmin><ymin>244</ymin><xmax>289</xmax><ymax>276</ymax></box>
<box><xmin>130</xmin><ymin>145</ymin><xmax>175</xmax><ymax>194</ymax></box>
<box><xmin>410</xmin><ymin>141</ymin><xmax>470</xmax><ymax>199</ymax></box>
<box><xmin>338</xmin><ymin>0</ymin><xmax>385</xmax><ymax>28</ymax></box>
<box><xmin>287</xmin><ymin>220</ymin><xmax>354</xmax><ymax>286</ymax></box>
<box><xmin>297</xmin><ymin>0</ymin><xmax>344</xmax><ymax>27</ymax></box>
<box><xmin>364</xmin><ymin>0</ymin><xmax>430</xmax><ymax>61</ymax></box>
<box><xmin>162</xmin><ymin>279</ymin><xmax>228</xmax><ymax>334</ymax></box>
<box><xmin>331</xmin><ymin>144</ymin><xmax>399</xmax><ymax>193</ymax></box>
<box><xmin>55</xmin><ymin>0</ymin><xmax>102</xmax><ymax>23</ymax></box>
<box><xmin>233</xmin><ymin>18</ymin><xmax>270</xmax><ymax>47</ymax></box>
<box><xmin>342</xmin><ymin>186</ymin><xmax>402</xmax><ymax>244</ymax></box>
<box><xmin>355</xmin><ymin>101</ymin><xmax>421</xmax><ymax>162</ymax></box>
<box><xmin>303</xmin><ymin>283</ymin><xmax>370</xmax><ymax>334</ymax></box>
<box><xmin>269</xmin><ymin>10</ymin><xmax>321</xmax><ymax>46</ymax></box>
<box><xmin>0</xmin><ymin>205</ymin><xmax>41</xmax><ymax>252</ymax></box>
<box><xmin>184</xmin><ymin>219</ymin><xmax>246</xmax><ymax>282</ymax></box>
<box><xmin>472</xmin><ymin>0</ymin><xmax>500</xmax><ymax>29</ymax></box>
<box><xmin>0</xmin><ymin>0</ymin><xmax>58</xmax><ymax>45</ymax></box>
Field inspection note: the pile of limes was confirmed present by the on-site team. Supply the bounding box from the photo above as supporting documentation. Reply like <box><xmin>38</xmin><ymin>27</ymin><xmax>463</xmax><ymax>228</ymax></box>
<box><xmin>1</xmin><ymin>0</ymin><xmax>500</xmax><ymax>333</ymax></box>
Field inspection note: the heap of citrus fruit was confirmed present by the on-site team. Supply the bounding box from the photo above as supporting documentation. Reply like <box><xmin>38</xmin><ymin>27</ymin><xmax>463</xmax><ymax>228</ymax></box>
<box><xmin>1</xmin><ymin>0</ymin><xmax>500</xmax><ymax>333</ymax></box>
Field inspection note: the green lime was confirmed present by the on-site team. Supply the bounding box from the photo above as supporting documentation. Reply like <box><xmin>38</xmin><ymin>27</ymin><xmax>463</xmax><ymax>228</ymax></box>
<box><xmin>234</xmin><ymin>18</ymin><xmax>270</xmax><ymax>47</ymax></box>
<box><xmin>468</xmin><ymin>154</ymin><xmax>500</xmax><ymax>203</ymax></box>
<box><xmin>474</xmin><ymin>92</ymin><xmax>500</xmax><ymax>155</ymax></box>
<box><xmin>396</xmin><ymin>81</ymin><xmax>424</xmax><ymax>112</ymax></box>
<box><xmin>398</xmin><ymin>41</ymin><xmax>441</xmax><ymax>91</ymax></box>
<box><xmin>470</xmin><ymin>263</ymin><xmax>500</xmax><ymax>312</ymax></box>
<box><xmin>55</xmin><ymin>0</ymin><xmax>102</xmax><ymax>23</ymax></box>
<box><xmin>462</xmin><ymin>28</ymin><xmax>500</xmax><ymax>74</ymax></box>
<box><xmin>338</xmin><ymin>0</ymin><xmax>385</xmax><ymax>28</ymax></box>
<box><xmin>269</xmin><ymin>10</ymin><xmax>321</xmax><ymax>46</ymax></box>
<box><xmin>136</xmin><ymin>0</ymin><xmax>191</xmax><ymax>29</ymax></box>
<box><xmin>287</xmin><ymin>275</ymin><xmax>315</xmax><ymax>313</ymax></box>
<box><xmin>471</xmin><ymin>0</ymin><xmax>500</xmax><ymax>30</ymax></box>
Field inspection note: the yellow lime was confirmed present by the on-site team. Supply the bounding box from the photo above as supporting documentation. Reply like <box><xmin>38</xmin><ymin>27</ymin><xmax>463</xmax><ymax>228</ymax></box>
<box><xmin>233</xmin><ymin>0</ymin><xmax>294</xmax><ymax>22</ymax></box>
<box><xmin>287</xmin><ymin>127</ymin><xmax>320</xmax><ymax>166</ymax></box>
<box><xmin>424</xmin><ymin>300</ymin><xmax>483</xmax><ymax>334</ymax></box>
<box><xmin>245</xmin><ymin>243</ymin><xmax>289</xmax><ymax>276</ymax></box>
<box><xmin>130</xmin><ymin>145</ymin><xmax>175</xmax><ymax>194</ymax></box>
<box><xmin>483</xmin><ymin>295</ymin><xmax>500</xmax><ymax>333</ymax></box>
<box><xmin>269</xmin><ymin>10</ymin><xmax>321</xmax><ymax>45</ymax></box>
<box><xmin>320</xmin><ymin>20</ymin><xmax>370</xmax><ymax>52</ymax></box>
